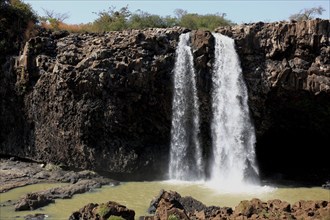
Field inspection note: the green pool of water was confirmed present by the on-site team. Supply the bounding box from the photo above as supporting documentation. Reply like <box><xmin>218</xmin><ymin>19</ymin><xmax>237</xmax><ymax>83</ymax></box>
<box><xmin>0</xmin><ymin>181</ymin><xmax>329</xmax><ymax>219</ymax></box>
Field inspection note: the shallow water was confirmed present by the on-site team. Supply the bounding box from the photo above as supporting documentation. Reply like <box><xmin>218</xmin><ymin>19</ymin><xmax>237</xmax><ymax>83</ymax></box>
<box><xmin>0</xmin><ymin>181</ymin><xmax>329</xmax><ymax>219</ymax></box>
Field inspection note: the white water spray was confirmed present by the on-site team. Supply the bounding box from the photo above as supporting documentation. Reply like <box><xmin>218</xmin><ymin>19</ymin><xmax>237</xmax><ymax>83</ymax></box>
<box><xmin>210</xmin><ymin>33</ymin><xmax>259</xmax><ymax>187</ymax></box>
<box><xmin>169</xmin><ymin>33</ymin><xmax>204</xmax><ymax>180</ymax></box>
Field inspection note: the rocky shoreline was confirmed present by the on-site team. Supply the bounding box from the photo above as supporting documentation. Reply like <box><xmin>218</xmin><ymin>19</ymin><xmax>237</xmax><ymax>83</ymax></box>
<box><xmin>69</xmin><ymin>190</ymin><xmax>330</xmax><ymax>220</ymax></box>
<box><xmin>1</xmin><ymin>158</ymin><xmax>329</xmax><ymax>220</ymax></box>
<box><xmin>0</xmin><ymin>157</ymin><xmax>118</xmax><ymax>193</ymax></box>
<box><xmin>0</xmin><ymin>157</ymin><xmax>118</xmax><ymax>217</ymax></box>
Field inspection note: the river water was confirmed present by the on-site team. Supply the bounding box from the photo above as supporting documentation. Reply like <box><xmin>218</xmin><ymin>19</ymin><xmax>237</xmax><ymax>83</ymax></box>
<box><xmin>0</xmin><ymin>181</ymin><xmax>329</xmax><ymax>219</ymax></box>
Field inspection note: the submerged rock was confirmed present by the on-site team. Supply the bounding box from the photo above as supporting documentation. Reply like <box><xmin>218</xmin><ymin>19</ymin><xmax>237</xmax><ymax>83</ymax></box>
<box><xmin>15</xmin><ymin>178</ymin><xmax>114</xmax><ymax>211</ymax></box>
<box><xmin>24</xmin><ymin>213</ymin><xmax>47</xmax><ymax>220</ymax></box>
<box><xmin>15</xmin><ymin>193</ymin><xmax>54</xmax><ymax>211</ymax></box>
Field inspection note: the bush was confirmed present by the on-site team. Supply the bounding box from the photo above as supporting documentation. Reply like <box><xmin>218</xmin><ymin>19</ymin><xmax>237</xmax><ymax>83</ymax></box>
<box><xmin>92</xmin><ymin>6</ymin><xmax>130</xmax><ymax>32</ymax></box>
<box><xmin>0</xmin><ymin>0</ymin><xmax>37</xmax><ymax>61</ymax></box>
<box><xmin>35</xmin><ymin>5</ymin><xmax>233</xmax><ymax>33</ymax></box>
<box><xmin>179</xmin><ymin>13</ymin><xmax>232</xmax><ymax>30</ymax></box>
<box><xmin>90</xmin><ymin>6</ymin><xmax>232</xmax><ymax>32</ymax></box>
<box><xmin>129</xmin><ymin>11</ymin><xmax>167</xmax><ymax>29</ymax></box>
<box><xmin>39</xmin><ymin>9</ymin><xmax>69</xmax><ymax>30</ymax></box>
<box><xmin>40</xmin><ymin>21</ymin><xmax>94</xmax><ymax>33</ymax></box>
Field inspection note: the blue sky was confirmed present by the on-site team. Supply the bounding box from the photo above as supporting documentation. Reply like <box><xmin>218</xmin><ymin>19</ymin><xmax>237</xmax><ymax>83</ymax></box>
<box><xmin>24</xmin><ymin>0</ymin><xmax>330</xmax><ymax>24</ymax></box>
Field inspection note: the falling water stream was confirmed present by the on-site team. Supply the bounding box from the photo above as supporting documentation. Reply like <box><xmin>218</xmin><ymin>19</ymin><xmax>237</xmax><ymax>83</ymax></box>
<box><xmin>1</xmin><ymin>33</ymin><xmax>328</xmax><ymax>220</ymax></box>
<box><xmin>210</xmin><ymin>33</ymin><xmax>259</xmax><ymax>187</ymax></box>
<box><xmin>169</xmin><ymin>33</ymin><xmax>259</xmax><ymax>187</ymax></box>
<box><xmin>169</xmin><ymin>32</ymin><xmax>204</xmax><ymax>180</ymax></box>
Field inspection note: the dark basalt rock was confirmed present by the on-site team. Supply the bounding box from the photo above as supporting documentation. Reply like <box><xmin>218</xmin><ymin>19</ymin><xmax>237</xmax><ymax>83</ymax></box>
<box><xmin>322</xmin><ymin>181</ymin><xmax>330</xmax><ymax>189</ymax></box>
<box><xmin>0</xmin><ymin>27</ymin><xmax>188</xmax><ymax>180</ymax></box>
<box><xmin>216</xmin><ymin>19</ymin><xmax>330</xmax><ymax>184</ymax></box>
<box><xmin>143</xmin><ymin>190</ymin><xmax>330</xmax><ymax>220</ymax></box>
<box><xmin>15</xmin><ymin>193</ymin><xmax>54</xmax><ymax>211</ymax></box>
<box><xmin>14</xmin><ymin>178</ymin><xmax>114</xmax><ymax>211</ymax></box>
<box><xmin>69</xmin><ymin>201</ymin><xmax>135</xmax><ymax>220</ymax></box>
<box><xmin>24</xmin><ymin>213</ymin><xmax>47</xmax><ymax>220</ymax></box>
<box><xmin>0</xmin><ymin>158</ymin><xmax>118</xmax><ymax>193</ymax></box>
<box><xmin>1</xmin><ymin>20</ymin><xmax>329</xmax><ymax>183</ymax></box>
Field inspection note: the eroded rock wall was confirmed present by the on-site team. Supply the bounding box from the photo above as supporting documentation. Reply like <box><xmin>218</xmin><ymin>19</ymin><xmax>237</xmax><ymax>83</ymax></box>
<box><xmin>1</xmin><ymin>20</ymin><xmax>329</xmax><ymax>183</ymax></box>
<box><xmin>216</xmin><ymin>19</ymin><xmax>330</xmax><ymax>182</ymax></box>
<box><xmin>1</xmin><ymin>28</ymin><xmax>189</xmax><ymax>180</ymax></box>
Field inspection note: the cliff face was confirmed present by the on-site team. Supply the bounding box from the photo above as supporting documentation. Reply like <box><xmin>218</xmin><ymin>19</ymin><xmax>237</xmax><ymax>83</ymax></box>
<box><xmin>1</xmin><ymin>20</ymin><xmax>329</xmax><ymax>183</ymax></box>
<box><xmin>217</xmin><ymin>19</ymin><xmax>330</xmax><ymax>182</ymax></box>
<box><xmin>0</xmin><ymin>28</ymin><xmax>188</xmax><ymax>180</ymax></box>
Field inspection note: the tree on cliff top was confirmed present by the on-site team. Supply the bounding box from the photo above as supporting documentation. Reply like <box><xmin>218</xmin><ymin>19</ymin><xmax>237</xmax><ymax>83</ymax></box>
<box><xmin>178</xmin><ymin>12</ymin><xmax>232</xmax><ymax>30</ymax></box>
<box><xmin>0</xmin><ymin>0</ymin><xmax>37</xmax><ymax>61</ymax></box>
<box><xmin>39</xmin><ymin>9</ymin><xmax>69</xmax><ymax>30</ymax></box>
<box><xmin>289</xmin><ymin>6</ymin><xmax>325</xmax><ymax>21</ymax></box>
<box><xmin>92</xmin><ymin>5</ymin><xmax>131</xmax><ymax>32</ymax></box>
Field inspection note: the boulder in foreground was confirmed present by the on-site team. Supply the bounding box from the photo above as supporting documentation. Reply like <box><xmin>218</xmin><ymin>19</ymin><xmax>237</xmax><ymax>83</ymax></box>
<box><xmin>144</xmin><ymin>190</ymin><xmax>330</xmax><ymax>220</ymax></box>
<box><xmin>69</xmin><ymin>201</ymin><xmax>135</xmax><ymax>220</ymax></box>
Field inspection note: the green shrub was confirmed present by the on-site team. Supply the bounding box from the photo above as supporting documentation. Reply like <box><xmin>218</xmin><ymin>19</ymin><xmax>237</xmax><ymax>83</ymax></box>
<box><xmin>167</xmin><ymin>214</ymin><xmax>179</xmax><ymax>220</ymax></box>
<box><xmin>129</xmin><ymin>11</ymin><xmax>167</xmax><ymax>29</ymax></box>
<box><xmin>90</xmin><ymin>6</ymin><xmax>232</xmax><ymax>32</ymax></box>
<box><xmin>98</xmin><ymin>204</ymin><xmax>111</xmax><ymax>218</ymax></box>
<box><xmin>92</xmin><ymin>6</ymin><xmax>130</xmax><ymax>32</ymax></box>
<box><xmin>179</xmin><ymin>13</ymin><xmax>232</xmax><ymax>30</ymax></box>
<box><xmin>0</xmin><ymin>0</ymin><xmax>37</xmax><ymax>62</ymax></box>
<box><xmin>9</xmin><ymin>0</ymin><xmax>37</xmax><ymax>24</ymax></box>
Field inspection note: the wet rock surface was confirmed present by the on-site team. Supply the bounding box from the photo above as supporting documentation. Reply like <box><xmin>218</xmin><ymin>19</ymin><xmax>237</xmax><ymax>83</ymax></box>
<box><xmin>0</xmin><ymin>158</ymin><xmax>117</xmax><ymax>193</ymax></box>
<box><xmin>69</xmin><ymin>201</ymin><xmax>135</xmax><ymax>220</ymax></box>
<box><xmin>216</xmin><ymin>19</ymin><xmax>330</xmax><ymax>136</ymax></box>
<box><xmin>217</xmin><ymin>19</ymin><xmax>330</xmax><ymax>183</ymax></box>
<box><xmin>14</xmin><ymin>178</ymin><xmax>113</xmax><ymax>211</ymax></box>
<box><xmin>0</xmin><ymin>158</ymin><xmax>117</xmax><ymax>212</ymax></box>
<box><xmin>24</xmin><ymin>213</ymin><xmax>48</xmax><ymax>220</ymax></box>
<box><xmin>142</xmin><ymin>190</ymin><xmax>330</xmax><ymax>220</ymax></box>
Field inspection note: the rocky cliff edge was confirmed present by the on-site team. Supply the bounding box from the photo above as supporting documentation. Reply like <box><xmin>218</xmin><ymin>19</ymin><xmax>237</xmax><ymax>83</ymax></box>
<box><xmin>1</xmin><ymin>20</ymin><xmax>329</xmax><ymax>183</ymax></box>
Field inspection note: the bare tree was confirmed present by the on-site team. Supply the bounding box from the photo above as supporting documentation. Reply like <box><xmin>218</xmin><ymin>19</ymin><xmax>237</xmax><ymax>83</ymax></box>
<box><xmin>289</xmin><ymin>6</ymin><xmax>325</xmax><ymax>21</ymax></box>
<box><xmin>43</xmin><ymin>9</ymin><xmax>69</xmax><ymax>22</ymax></box>
<box><xmin>174</xmin><ymin>8</ymin><xmax>187</xmax><ymax>19</ymax></box>
<box><xmin>40</xmin><ymin>9</ymin><xmax>69</xmax><ymax>29</ymax></box>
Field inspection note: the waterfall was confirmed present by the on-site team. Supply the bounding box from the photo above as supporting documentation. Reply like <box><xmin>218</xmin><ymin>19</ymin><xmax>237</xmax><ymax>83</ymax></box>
<box><xmin>210</xmin><ymin>33</ymin><xmax>259</xmax><ymax>186</ymax></box>
<box><xmin>169</xmin><ymin>33</ymin><xmax>204</xmax><ymax>181</ymax></box>
<box><xmin>169</xmin><ymin>32</ymin><xmax>259</xmax><ymax>185</ymax></box>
